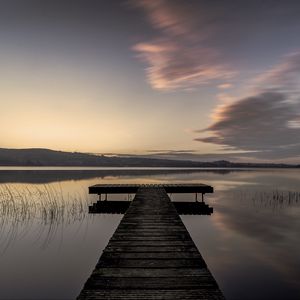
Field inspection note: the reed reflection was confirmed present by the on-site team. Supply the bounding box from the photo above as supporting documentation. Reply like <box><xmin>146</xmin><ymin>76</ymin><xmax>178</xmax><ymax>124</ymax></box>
<box><xmin>0</xmin><ymin>184</ymin><xmax>91</xmax><ymax>252</ymax></box>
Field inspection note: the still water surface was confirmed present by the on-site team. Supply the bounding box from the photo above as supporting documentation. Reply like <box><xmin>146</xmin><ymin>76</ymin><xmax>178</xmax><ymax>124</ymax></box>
<box><xmin>0</xmin><ymin>168</ymin><xmax>300</xmax><ymax>300</ymax></box>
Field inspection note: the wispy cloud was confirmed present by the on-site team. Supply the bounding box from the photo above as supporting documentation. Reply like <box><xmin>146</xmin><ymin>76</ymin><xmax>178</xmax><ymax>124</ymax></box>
<box><xmin>197</xmin><ymin>52</ymin><xmax>300</xmax><ymax>161</ymax></box>
<box><xmin>255</xmin><ymin>52</ymin><xmax>300</xmax><ymax>96</ymax></box>
<box><xmin>146</xmin><ymin>149</ymin><xmax>197</xmax><ymax>154</ymax></box>
<box><xmin>131</xmin><ymin>0</ymin><xmax>194</xmax><ymax>37</ymax></box>
<box><xmin>130</xmin><ymin>0</ymin><xmax>234</xmax><ymax>91</ymax></box>
<box><xmin>217</xmin><ymin>83</ymin><xmax>233</xmax><ymax>89</ymax></box>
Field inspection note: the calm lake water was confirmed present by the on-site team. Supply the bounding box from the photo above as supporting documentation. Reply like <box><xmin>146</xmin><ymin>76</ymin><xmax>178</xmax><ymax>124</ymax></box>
<box><xmin>0</xmin><ymin>168</ymin><xmax>300</xmax><ymax>300</ymax></box>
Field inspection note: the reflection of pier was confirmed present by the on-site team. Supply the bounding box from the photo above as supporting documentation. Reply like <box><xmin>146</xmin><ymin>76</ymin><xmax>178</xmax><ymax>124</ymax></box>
<box><xmin>89</xmin><ymin>201</ymin><xmax>213</xmax><ymax>215</ymax></box>
<box><xmin>78</xmin><ymin>184</ymin><xmax>224</xmax><ymax>300</ymax></box>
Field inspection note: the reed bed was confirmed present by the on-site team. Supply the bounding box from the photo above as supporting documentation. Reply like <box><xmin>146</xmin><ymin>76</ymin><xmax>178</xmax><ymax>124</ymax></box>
<box><xmin>226</xmin><ymin>189</ymin><xmax>300</xmax><ymax>210</ymax></box>
<box><xmin>0</xmin><ymin>184</ymin><xmax>91</xmax><ymax>252</ymax></box>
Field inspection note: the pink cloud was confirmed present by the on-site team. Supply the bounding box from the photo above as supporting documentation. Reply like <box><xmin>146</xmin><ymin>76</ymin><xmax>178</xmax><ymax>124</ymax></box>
<box><xmin>130</xmin><ymin>0</ymin><xmax>235</xmax><ymax>91</ymax></box>
<box><xmin>133</xmin><ymin>39</ymin><xmax>234</xmax><ymax>90</ymax></box>
<box><xmin>131</xmin><ymin>0</ymin><xmax>193</xmax><ymax>37</ymax></box>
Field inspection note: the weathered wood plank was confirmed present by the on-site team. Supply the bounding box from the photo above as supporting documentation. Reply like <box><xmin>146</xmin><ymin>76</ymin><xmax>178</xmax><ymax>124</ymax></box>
<box><xmin>107</xmin><ymin>240</ymin><xmax>195</xmax><ymax>246</ymax></box>
<box><xmin>101</xmin><ymin>252</ymin><xmax>203</xmax><ymax>259</ymax></box>
<box><xmin>83</xmin><ymin>276</ymin><xmax>218</xmax><ymax>289</ymax></box>
<box><xmin>79</xmin><ymin>289</ymin><xmax>225</xmax><ymax>300</ymax></box>
<box><xmin>96</xmin><ymin>258</ymin><xmax>206</xmax><ymax>268</ymax></box>
<box><xmin>110</xmin><ymin>236</ymin><xmax>192</xmax><ymax>241</ymax></box>
<box><xmin>94</xmin><ymin>267</ymin><xmax>209</xmax><ymax>277</ymax></box>
<box><xmin>103</xmin><ymin>245</ymin><xmax>200</xmax><ymax>252</ymax></box>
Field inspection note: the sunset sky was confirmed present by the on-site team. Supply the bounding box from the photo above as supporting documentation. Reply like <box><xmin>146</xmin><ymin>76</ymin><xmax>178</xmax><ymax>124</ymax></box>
<box><xmin>1</xmin><ymin>0</ymin><xmax>300</xmax><ymax>162</ymax></box>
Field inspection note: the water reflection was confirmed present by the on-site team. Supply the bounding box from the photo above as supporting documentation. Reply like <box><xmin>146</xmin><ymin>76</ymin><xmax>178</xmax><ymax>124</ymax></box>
<box><xmin>0</xmin><ymin>184</ymin><xmax>91</xmax><ymax>252</ymax></box>
<box><xmin>200</xmin><ymin>185</ymin><xmax>300</xmax><ymax>299</ymax></box>
<box><xmin>0</xmin><ymin>168</ymin><xmax>238</xmax><ymax>184</ymax></box>
<box><xmin>0</xmin><ymin>168</ymin><xmax>300</xmax><ymax>299</ymax></box>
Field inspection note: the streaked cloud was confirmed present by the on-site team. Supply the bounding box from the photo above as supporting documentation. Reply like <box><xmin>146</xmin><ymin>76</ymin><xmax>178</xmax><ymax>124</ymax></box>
<box><xmin>130</xmin><ymin>0</ymin><xmax>193</xmax><ymax>37</ymax></box>
<box><xmin>133</xmin><ymin>40</ymin><xmax>233</xmax><ymax>90</ymax></box>
<box><xmin>197</xmin><ymin>52</ymin><xmax>300</xmax><ymax>160</ymax></box>
<box><xmin>255</xmin><ymin>52</ymin><xmax>300</xmax><ymax>96</ymax></box>
<box><xmin>131</xmin><ymin>0</ymin><xmax>234</xmax><ymax>91</ymax></box>
<box><xmin>218</xmin><ymin>83</ymin><xmax>233</xmax><ymax>89</ymax></box>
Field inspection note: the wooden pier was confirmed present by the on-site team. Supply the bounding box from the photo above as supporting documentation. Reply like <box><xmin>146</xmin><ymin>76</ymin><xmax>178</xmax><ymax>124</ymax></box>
<box><xmin>78</xmin><ymin>184</ymin><xmax>225</xmax><ymax>300</ymax></box>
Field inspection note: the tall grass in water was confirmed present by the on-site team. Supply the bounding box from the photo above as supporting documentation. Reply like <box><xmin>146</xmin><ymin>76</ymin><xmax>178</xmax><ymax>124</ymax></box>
<box><xmin>227</xmin><ymin>189</ymin><xmax>300</xmax><ymax>210</ymax></box>
<box><xmin>0</xmin><ymin>184</ymin><xmax>91</xmax><ymax>252</ymax></box>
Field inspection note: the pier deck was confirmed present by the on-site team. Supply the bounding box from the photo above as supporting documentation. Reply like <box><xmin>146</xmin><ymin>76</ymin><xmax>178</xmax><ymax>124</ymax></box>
<box><xmin>89</xmin><ymin>183</ymin><xmax>214</xmax><ymax>195</ymax></box>
<box><xmin>78</xmin><ymin>185</ymin><xmax>225</xmax><ymax>300</ymax></box>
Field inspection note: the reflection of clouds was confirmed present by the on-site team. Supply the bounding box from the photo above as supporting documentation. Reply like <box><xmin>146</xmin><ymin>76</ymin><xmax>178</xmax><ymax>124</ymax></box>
<box><xmin>211</xmin><ymin>190</ymin><xmax>300</xmax><ymax>291</ymax></box>
<box><xmin>209</xmin><ymin>180</ymin><xmax>255</xmax><ymax>192</ymax></box>
<box><xmin>214</xmin><ymin>199</ymin><xmax>297</xmax><ymax>242</ymax></box>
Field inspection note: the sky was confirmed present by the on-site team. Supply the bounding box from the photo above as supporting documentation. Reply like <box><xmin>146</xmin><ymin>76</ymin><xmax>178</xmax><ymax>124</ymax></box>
<box><xmin>1</xmin><ymin>0</ymin><xmax>300</xmax><ymax>163</ymax></box>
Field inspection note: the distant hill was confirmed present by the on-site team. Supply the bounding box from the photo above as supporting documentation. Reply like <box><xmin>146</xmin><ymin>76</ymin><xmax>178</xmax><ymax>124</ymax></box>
<box><xmin>0</xmin><ymin>148</ymin><xmax>298</xmax><ymax>168</ymax></box>
<box><xmin>0</xmin><ymin>148</ymin><xmax>209</xmax><ymax>167</ymax></box>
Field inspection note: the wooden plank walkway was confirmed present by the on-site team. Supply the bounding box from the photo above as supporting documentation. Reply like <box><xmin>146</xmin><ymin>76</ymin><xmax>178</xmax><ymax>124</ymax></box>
<box><xmin>77</xmin><ymin>186</ymin><xmax>225</xmax><ymax>300</ymax></box>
